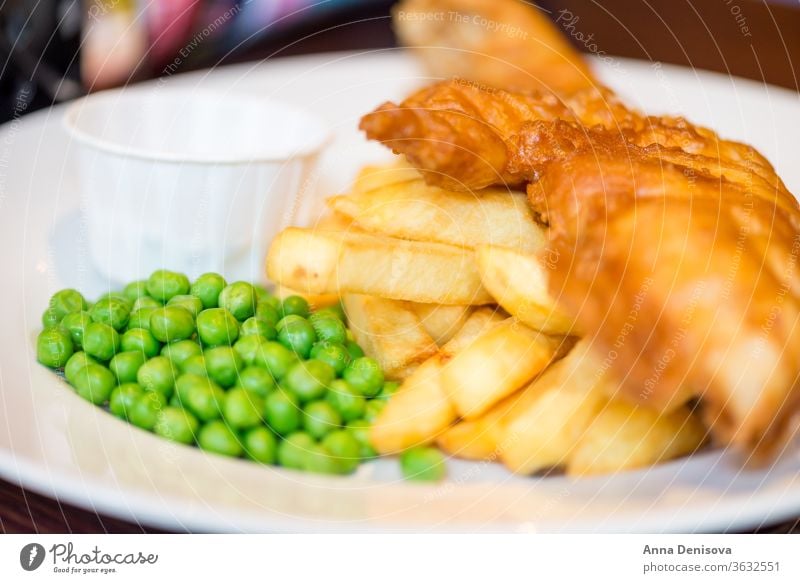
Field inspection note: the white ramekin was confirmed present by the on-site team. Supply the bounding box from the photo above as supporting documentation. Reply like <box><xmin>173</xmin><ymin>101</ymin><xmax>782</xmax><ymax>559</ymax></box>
<box><xmin>63</xmin><ymin>87</ymin><xmax>330</xmax><ymax>282</ymax></box>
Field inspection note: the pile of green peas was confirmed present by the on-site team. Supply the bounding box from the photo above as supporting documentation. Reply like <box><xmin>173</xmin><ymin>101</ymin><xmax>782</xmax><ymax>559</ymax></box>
<box><xmin>35</xmin><ymin>270</ymin><xmax>409</xmax><ymax>476</ymax></box>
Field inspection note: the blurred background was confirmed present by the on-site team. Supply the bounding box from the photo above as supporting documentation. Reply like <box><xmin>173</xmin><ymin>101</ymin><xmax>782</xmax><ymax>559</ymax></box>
<box><xmin>1</xmin><ymin>0</ymin><xmax>799</xmax><ymax>123</ymax></box>
<box><xmin>0</xmin><ymin>0</ymin><xmax>395</xmax><ymax>123</ymax></box>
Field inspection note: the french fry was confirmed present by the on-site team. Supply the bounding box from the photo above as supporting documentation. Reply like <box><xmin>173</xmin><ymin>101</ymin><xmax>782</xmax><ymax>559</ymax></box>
<box><xmin>350</xmin><ymin>159</ymin><xmax>422</xmax><ymax>193</ymax></box>
<box><xmin>498</xmin><ymin>341</ymin><xmax>608</xmax><ymax>474</ymax></box>
<box><xmin>408</xmin><ymin>302</ymin><xmax>473</xmax><ymax>345</ymax></box>
<box><xmin>267</xmin><ymin>228</ymin><xmax>493</xmax><ymax>305</ymax></box>
<box><xmin>436</xmin><ymin>393</ymin><xmax>519</xmax><ymax>461</ymax></box>
<box><xmin>370</xmin><ymin>308</ymin><xmax>505</xmax><ymax>453</ymax></box>
<box><xmin>312</xmin><ymin>211</ymin><xmax>354</xmax><ymax>231</ymax></box>
<box><xmin>342</xmin><ymin>294</ymin><xmax>438</xmax><ymax>380</ymax></box>
<box><xmin>441</xmin><ymin>307</ymin><xmax>507</xmax><ymax>351</ymax></box>
<box><xmin>368</xmin><ymin>357</ymin><xmax>454</xmax><ymax>454</ymax></box>
<box><xmin>442</xmin><ymin>319</ymin><xmax>560</xmax><ymax>419</ymax></box>
<box><xmin>476</xmin><ymin>244</ymin><xmax>574</xmax><ymax>335</ymax></box>
<box><xmin>328</xmin><ymin>180</ymin><xmax>545</xmax><ymax>252</ymax></box>
<box><xmin>566</xmin><ymin>402</ymin><xmax>708</xmax><ymax>476</ymax></box>
<box><xmin>273</xmin><ymin>213</ymin><xmax>348</xmax><ymax>306</ymax></box>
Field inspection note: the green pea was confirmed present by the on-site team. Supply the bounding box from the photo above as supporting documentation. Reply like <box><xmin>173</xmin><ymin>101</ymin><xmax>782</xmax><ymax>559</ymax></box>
<box><xmin>281</xmin><ymin>295</ymin><xmax>310</xmax><ymax>318</ymax></box>
<box><xmin>109</xmin><ymin>383</ymin><xmax>143</xmax><ymax>419</ymax></box>
<box><xmin>64</xmin><ymin>351</ymin><xmax>96</xmax><ymax>384</ymax></box>
<box><xmin>204</xmin><ymin>346</ymin><xmax>243</xmax><ymax>388</ymax></box>
<box><xmin>401</xmin><ymin>447</ymin><xmax>446</xmax><ymax>482</ymax></box>
<box><xmin>167</xmin><ymin>294</ymin><xmax>203</xmax><ymax>318</ymax></box>
<box><xmin>60</xmin><ymin>311</ymin><xmax>92</xmax><ymax>349</ymax></box>
<box><xmin>253</xmin><ymin>284</ymin><xmax>276</xmax><ymax>305</ymax></box>
<box><xmin>149</xmin><ymin>306</ymin><xmax>195</xmax><ymax>343</ymax></box>
<box><xmin>190</xmin><ymin>273</ymin><xmax>227</xmax><ymax>309</ymax></box>
<box><xmin>36</xmin><ymin>326</ymin><xmax>74</xmax><ymax>368</ymax></box>
<box><xmin>321</xmin><ymin>429</ymin><xmax>361</xmax><ymax>474</ymax></box>
<box><xmin>128</xmin><ymin>392</ymin><xmax>163</xmax><ymax>430</ymax></box>
<box><xmin>160</xmin><ymin>339</ymin><xmax>201</xmax><ymax>369</ymax></box>
<box><xmin>243</xmin><ymin>427</ymin><xmax>278</xmax><ymax>464</ymax></box>
<box><xmin>276</xmin><ymin>315</ymin><xmax>316</xmax><ymax>358</ymax></box>
<box><xmin>343</xmin><ymin>357</ymin><xmax>384</xmax><ymax>397</ymax></box>
<box><xmin>363</xmin><ymin>398</ymin><xmax>386</xmax><ymax>422</ymax></box>
<box><xmin>263</xmin><ymin>389</ymin><xmax>301</xmax><ymax>435</ymax></box>
<box><xmin>316</xmin><ymin>303</ymin><xmax>346</xmax><ymax>322</ymax></box>
<box><xmin>283</xmin><ymin>359</ymin><xmax>335</xmax><ymax>403</ymax></box>
<box><xmin>346</xmin><ymin>419</ymin><xmax>377</xmax><ymax>458</ymax></box>
<box><xmin>233</xmin><ymin>334</ymin><xmax>267</xmax><ymax>365</ymax></box>
<box><xmin>143</xmin><ymin>386</ymin><xmax>168</xmax><ymax>408</ymax></box>
<box><xmin>136</xmin><ymin>356</ymin><xmax>176</xmax><ymax>397</ymax></box>
<box><xmin>303</xmin><ymin>400</ymin><xmax>341</xmax><ymax>439</ymax></box>
<box><xmin>41</xmin><ymin>308</ymin><xmax>61</xmax><ymax>328</ymax></box>
<box><xmin>249</xmin><ymin>341</ymin><xmax>296</xmax><ymax>379</ymax></box>
<box><xmin>240</xmin><ymin>317</ymin><xmax>276</xmax><ymax>340</ymax></box>
<box><xmin>127</xmin><ymin>307</ymin><xmax>157</xmax><ymax>331</ymax></box>
<box><xmin>310</xmin><ymin>341</ymin><xmax>351</xmax><ymax>375</ymax></box>
<box><xmin>257</xmin><ymin>291</ymin><xmax>282</xmax><ymax>312</ymax></box>
<box><xmin>180</xmin><ymin>354</ymin><xmax>208</xmax><ymax>377</ymax></box>
<box><xmin>277</xmin><ymin>432</ymin><xmax>315</xmax><ymax>469</ymax></box>
<box><xmin>96</xmin><ymin>291</ymin><xmax>128</xmax><ymax>303</ymax></box>
<box><xmin>236</xmin><ymin>366</ymin><xmax>276</xmax><ymax>397</ymax></box>
<box><xmin>196</xmin><ymin>308</ymin><xmax>239</xmax><ymax>346</ymax></box>
<box><xmin>255</xmin><ymin>302</ymin><xmax>280</xmax><ymax>327</ymax></box>
<box><xmin>43</xmin><ymin>289</ymin><xmax>87</xmax><ymax>327</ymax></box>
<box><xmin>218</xmin><ymin>282</ymin><xmax>257</xmax><ymax>321</ymax></box>
<box><xmin>222</xmin><ymin>388</ymin><xmax>264</xmax><ymax>430</ymax></box>
<box><xmin>309</xmin><ymin>312</ymin><xmax>346</xmax><ymax>344</ymax></box>
<box><xmin>90</xmin><ymin>296</ymin><xmax>131</xmax><ymax>331</ymax></box>
<box><xmin>72</xmin><ymin>363</ymin><xmax>115</xmax><ymax>405</ymax></box>
<box><xmin>154</xmin><ymin>406</ymin><xmax>199</xmax><ymax>444</ymax></box>
<box><xmin>303</xmin><ymin>444</ymin><xmax>342</xmax><ymax>475</ymax></box>
<box><xmin>345</xmin><ymin>341</ymin><xmax>364</xmax><ymax>360</ymax></box>
<box><xmin>379</xmin><ymin>381</ymin><xmax>400</xmax><ymax>399</ymax></box>
<box><xmin>327</xmin><ymin>379</ymin><xmax>366</xmax><ymax>422</ymax></box>
<box><xmin>120</xmin><ymin>328</ymin><xmax>160</xmax><ymax>358</ymax></box>
<box><xmin>108</xmin><ymin>350</ymin><xmax>147</xmax><ymax>384</ymax></box>
<box><xmin>146</xmin><ymin>269</ymin><xmax>190</xmax><ymax>303</ymax></box>
<box><xmin>123</xmin><ymin>280</ymin><xmax>149</xmax><ymax>302</ymax></box>
<box><xmin>81</xmin><ymin>322</ymin><xmax>120</xmax><ymax>361</ymax></box>
<box><xmin>132</xmin><ymin>296</ymin><xmax>161</xmax><ymax>311</ymax></box>
<box><xmin>175</xmin><ymin>373</ymin><xmax>225</xmax><ymax>421</ymax></box>
<box><xmin>197</xmin><ymin>420</ymin><xmax>243</xmax><ymax>457</ymax></box>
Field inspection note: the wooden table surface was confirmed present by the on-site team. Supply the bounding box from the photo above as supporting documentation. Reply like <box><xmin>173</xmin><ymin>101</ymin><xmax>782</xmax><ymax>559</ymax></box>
<box><xmin>3</xmin><ymin>0</ymin><xmax>800</xmax><ymax>533</ymax></box>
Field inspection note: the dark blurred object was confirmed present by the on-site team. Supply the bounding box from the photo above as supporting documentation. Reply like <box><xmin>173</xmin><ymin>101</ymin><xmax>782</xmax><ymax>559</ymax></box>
<box><xmin>0</xmin><ymin>0</ymin><xmax>83</xmax><ymax>123</ymax></box>
<box><xmin>226</xmin><ymin>0</ymin><xmax>396</xmax><ymax>63</ymax></box>
<box><xmin>540</xmin><ymin>0</ymin><xmax>800</xmax><ymax>91</ymax></box>
<box><xmin>0</xmin><ymin>0</ymin><xmax>395</xmax><ymax>123</ymax></box>
<box><xmin>82</xmin><ymin>0</ymin><xmax>395</xmax><ymax>90</ymax></box>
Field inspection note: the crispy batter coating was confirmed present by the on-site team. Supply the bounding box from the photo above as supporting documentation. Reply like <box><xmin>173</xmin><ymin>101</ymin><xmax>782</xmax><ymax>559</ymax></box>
<box><xmin>535</xmin><ymin>150</ymin><xmax>800</xmax><ymax>459</ymax></box>
<box><xmin>360</xmin><ymin>80</ymin><xmax>784</xmax><ymax>194</ymax></box>
<box><xmin>393</xmin><ymin>0</ymin><xmax>595</xmax><ymax>95</ymax></box>
<box><xmin>360</xmin><ymin>79</ymin><xmax>572</xmax><ymax>189</ymax></box>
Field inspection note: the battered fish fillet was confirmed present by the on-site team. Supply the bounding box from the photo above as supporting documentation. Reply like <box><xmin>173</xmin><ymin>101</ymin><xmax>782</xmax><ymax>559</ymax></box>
<box><xmin>362</xmin><ymin>80</ymin><xmax>800</xmax><ymax>460</ymax></box>
<box><xmin>360</xmin><ymin>80</ymin><xmax>785</xmax><ymax>197</ymax></box>
<box><xmin>393</xmin><ymin>0</ymin><xmax>595</xmax><ymax>95</ymax></box>
<box><xmin>536</xmin><ymin>150</ymin><xmax>800</xmax><ymax>459</ymax></box>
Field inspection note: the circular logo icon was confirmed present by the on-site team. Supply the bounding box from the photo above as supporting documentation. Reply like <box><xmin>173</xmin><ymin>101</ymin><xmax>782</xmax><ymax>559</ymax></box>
<box><xmin>19</xmin><ymin>543</ymin><xmax>46</xmax><ymax>571</ymax></box>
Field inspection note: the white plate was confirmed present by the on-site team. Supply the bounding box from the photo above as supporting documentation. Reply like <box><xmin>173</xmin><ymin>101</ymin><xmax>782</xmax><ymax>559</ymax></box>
<box><xmin>2</xmin><ymin>50</ymin><xmax>800</xmax><ymax>533</ymax></box>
